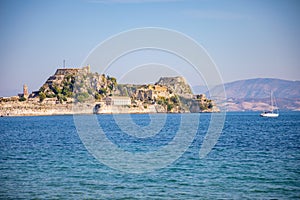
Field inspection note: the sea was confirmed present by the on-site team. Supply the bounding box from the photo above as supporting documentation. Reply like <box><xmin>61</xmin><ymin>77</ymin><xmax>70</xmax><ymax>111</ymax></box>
<box><xmin>0</xmin><ymin>112</ymin><xmax>299</xmax><ymax>199</ymax></box>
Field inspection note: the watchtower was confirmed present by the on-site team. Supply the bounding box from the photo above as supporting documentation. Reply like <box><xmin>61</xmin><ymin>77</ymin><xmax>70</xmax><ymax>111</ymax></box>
<box><xmin>23</xmin><ymin>84</ymin><xmax>29</xmax><ymax>98</ymax></box>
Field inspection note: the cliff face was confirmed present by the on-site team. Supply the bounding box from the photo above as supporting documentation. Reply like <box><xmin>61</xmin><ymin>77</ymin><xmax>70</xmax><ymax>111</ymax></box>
<box><xmin>0</xmin><ymin>67</ymin><xmax>219</xmax><ymax>116</ymax></box>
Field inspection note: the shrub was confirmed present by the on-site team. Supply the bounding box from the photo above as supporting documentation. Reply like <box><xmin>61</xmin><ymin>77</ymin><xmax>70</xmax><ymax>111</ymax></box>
<box><xmin>46</xmin><ymin>93</ymin><xmax>56</xmax><ymax>98</ymax></box>
<box><xmin>75</xmin><ymin>92</ymin><xmax>89</xmax><ymax>103</ymax></box>
<box><xmin>57</xmin><ymin>94</ymin><xmax>65</xmax><ymax>103</ymax></box>
<box><xmin>87</xmin><ymin>88</ymin><xmax>93</xmax><ymax>95</ymax></box>
<box><xmin>157</xmin><ymin>96</ymin><xmax>167</xmax><ymax>105</ymax></box>
<box><xmin>199</xmin><ymin>103</ymin><xmax>208</xmax><ymax>111</ymax></box>
<box><xmin>167</xmin><ymin>103</ymin><xmax>174</xmax><ymax>112</ymax></box>
<box><xmin>19</xmin><ymin>96</ymin><xmax>26</xmax><ymax>102</ymax></box>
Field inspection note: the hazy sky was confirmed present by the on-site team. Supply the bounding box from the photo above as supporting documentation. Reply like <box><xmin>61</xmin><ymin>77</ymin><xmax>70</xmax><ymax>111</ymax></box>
<box><xmin>0</xmin><ymin>0</ymin><xmax>299</xmax><ymax>96</ymax></box>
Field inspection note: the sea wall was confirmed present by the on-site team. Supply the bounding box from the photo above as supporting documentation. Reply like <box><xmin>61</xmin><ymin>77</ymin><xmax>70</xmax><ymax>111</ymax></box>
<box><xmin>0</xmin><ymin>101</ymin><xmax>172</xmax><ymax>116</ymax></box>
<box><xmin>0</xmin><ymin>101</ymin><xmax>76</xmax><ymax>116</ymax></box>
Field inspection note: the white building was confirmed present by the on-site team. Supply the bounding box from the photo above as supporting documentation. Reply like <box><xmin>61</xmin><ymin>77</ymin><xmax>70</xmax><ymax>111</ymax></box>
<box><xmin>105</xmin><ymin>96</ymin><xmax>131</xmax><ymax>106</ymax></box>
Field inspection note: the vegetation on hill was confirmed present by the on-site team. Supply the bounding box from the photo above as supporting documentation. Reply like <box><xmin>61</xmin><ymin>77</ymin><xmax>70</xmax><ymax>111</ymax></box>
<box><xmin>38</xmin><ymin>70</ymin><xmax>117</xmax><ymax>103</ymax></box>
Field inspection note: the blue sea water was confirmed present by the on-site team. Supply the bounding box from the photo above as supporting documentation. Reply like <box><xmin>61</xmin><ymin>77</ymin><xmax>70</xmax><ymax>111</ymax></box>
<box><xmin>0</xmin><ymin>112</ymin><xmax>299</xmax><ymax>199</ymax></box>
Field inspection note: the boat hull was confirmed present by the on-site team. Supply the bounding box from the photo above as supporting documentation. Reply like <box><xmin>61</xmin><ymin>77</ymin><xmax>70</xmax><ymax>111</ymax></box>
<box><xmin>260</xmin><ymin>113</ymin><xmax>279</xmax><ymax>117</ymax></box>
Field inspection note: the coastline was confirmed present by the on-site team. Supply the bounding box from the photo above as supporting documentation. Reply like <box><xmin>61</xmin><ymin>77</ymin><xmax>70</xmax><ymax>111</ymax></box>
<box><xmin>1</xmin><ymin>101</ymin><xmax>219</xmax><ymax>117</ymax></box>
<box><xmin>0</xmin><ymin>66</ymin><xmax>220</xmax><ymax>116</ymax></box>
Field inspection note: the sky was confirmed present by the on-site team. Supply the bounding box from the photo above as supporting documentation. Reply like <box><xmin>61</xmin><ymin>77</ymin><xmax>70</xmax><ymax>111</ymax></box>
<box><xmin>0</xmin><ymin>0</ymin><xmax>299</xmax><ymax>96</ymax></box>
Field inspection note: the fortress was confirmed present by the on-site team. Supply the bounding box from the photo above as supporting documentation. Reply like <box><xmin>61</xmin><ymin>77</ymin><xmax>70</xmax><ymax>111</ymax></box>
<box><xmin>20</xmin><ymin>66</ymin><xmax>91</xmax><ymax>99</ymax></box>
<box><xmin>54</xmin><ymin>65</ymin><xmax>90</xmax><ymax>75</ymax></box>
<box><xmin>0</xmin><ymin>65</ymin><xmax>219</xmax><ymax>116</ymax></box>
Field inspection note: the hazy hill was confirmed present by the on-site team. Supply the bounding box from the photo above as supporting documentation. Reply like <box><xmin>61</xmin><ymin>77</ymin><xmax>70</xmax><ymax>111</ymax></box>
<box><xmin>200</xmin><ymin>78</ymin><xmax>300</xmax><ymax>111</ymax></box>
<box><xmin>214</xmin><ymin>78</ymin><xmax>300</xmax><ymax>99</ymax></box>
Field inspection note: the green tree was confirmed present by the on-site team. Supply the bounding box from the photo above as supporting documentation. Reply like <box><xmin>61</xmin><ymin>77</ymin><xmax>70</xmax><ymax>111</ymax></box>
<box><xmin>108</xmin><ymin>84</ymin><xmax>114</xmax><ymax>91</ymax></box>
<box><xmin>99</xmin><ymin>88</ymin><xmax>107</xmax><ymax>95</ymax></box>
<box><xmin>170</xmin><ymin>95</ymin><xmax>179</xmax><ymax>104</ymax></box>
<box><xmin>39</xmin><ymin>85</ymin><xmax>46</xmax><ymax>92</ymax></box>
<box><xmin>39</xmin><ymin>92</ymin><xmax>46</xmax><ymax>102</ymax></box>
<box><xmin>57</xmin><ymin>94</ymin><xmax>62</xmax><ymax>103</ymax></box>
<box><xmin>167</xmin><ymin>103</ymin><xmax>174</xmax><ymax>112</ymax></box>
<box><xmin>95</xmin><ymin>93</ymin><xmax>101</xmax><ymax>100</ymax></box>
<box><xmin>157</xmin><ymin>96</ymin><xmax>166</xmax><ymax>105</ymax></box>
<box><xmin>46</xmin><ymin>93</ymin><xmax>56</xmax><ymax>98</ymax></box>
<box><xmin>110</xmin><ymin>77</ymin><xmax>117</xmax><ymax>86</ymax></box>
<box><xmin>52</xmin><ymin>84</ymin><xmax>62</xmax><ymax>95</ymax></box>
<box><xmin>62</xmin><ymin>85</ymin><xmax>73</xmax><ymax>97</ymax></box>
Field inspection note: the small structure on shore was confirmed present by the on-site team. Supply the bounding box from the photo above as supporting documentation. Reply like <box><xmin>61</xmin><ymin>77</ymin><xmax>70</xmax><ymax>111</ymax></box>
<box><xmin>18</xmin><ymin>84</ymin><xmax>29</xmax><ymax>99</ymax></box>
<box><xmin>23</xmin><ymin>84</ymin><xmax>29</xmax><ymax>98</ymax></box>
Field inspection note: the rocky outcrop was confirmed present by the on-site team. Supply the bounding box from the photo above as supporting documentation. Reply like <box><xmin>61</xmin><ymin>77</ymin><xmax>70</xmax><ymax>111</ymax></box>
<box><xmin>37</xmin><ymin>66</ymin><xmax>117</xmax><ymax>104</ymax></box>
<box><xmin>156</xmin><ymin>76</ymin><xmax>193</xmax><ymax>97</ymax></box>
<box><xmin>114</xmin><ymin>77</ymin><xmax>219</xmax><ymax>113</ymax></box>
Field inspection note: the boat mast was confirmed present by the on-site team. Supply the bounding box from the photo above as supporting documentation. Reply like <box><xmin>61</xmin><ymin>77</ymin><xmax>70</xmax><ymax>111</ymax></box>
<box><xmin>271</xmin><ymin>91</ymin><xmax>273</xmax><ymax>113</ymax></box>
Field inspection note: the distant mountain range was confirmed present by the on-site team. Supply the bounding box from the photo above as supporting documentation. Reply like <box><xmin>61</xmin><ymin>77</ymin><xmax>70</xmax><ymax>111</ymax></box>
<box><xmin>193</xmin><ymin>78</ymin><xmax>300</xmax><ymax>111</ymax></box>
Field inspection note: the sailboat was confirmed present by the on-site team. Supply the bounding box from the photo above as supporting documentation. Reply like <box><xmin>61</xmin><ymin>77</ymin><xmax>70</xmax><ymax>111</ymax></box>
<box><xmin>260</xmin><ymin>91</ymin><xmax>279</xmax><ymax>117</ymax></box>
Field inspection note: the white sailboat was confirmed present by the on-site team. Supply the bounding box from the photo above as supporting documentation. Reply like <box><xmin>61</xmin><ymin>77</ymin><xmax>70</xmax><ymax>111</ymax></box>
<box><xmin>260</xmin><ymin>91</ymin><xmax>279</xmax><ymax>117</ymax></box>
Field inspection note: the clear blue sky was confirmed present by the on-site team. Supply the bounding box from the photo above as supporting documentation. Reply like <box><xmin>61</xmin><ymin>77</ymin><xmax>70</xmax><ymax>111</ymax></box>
<box><xmin>0</xmin><ymin>0</ymin><xmax>299</xmax><ymax>96</ymax></box>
